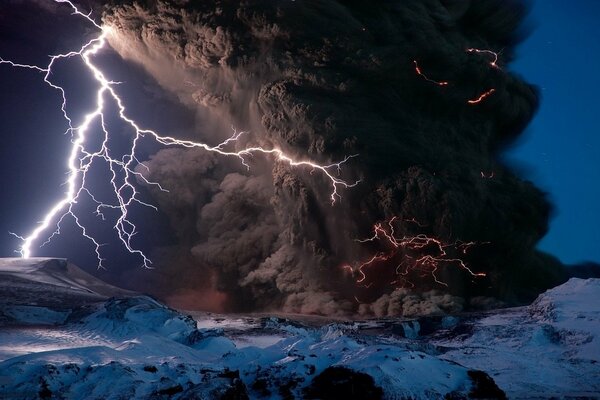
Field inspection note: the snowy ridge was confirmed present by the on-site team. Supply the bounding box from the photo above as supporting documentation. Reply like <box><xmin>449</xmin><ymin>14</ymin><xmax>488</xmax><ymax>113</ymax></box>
<box><xmin>0</xmin><ymin>258</ymin><xmax>133</xmax><ymax>327</ymax></box>
<box><xmin>0</xmin><ymin>258</ymin><xmax>132</xmax><ymax>297</ymax></box>
<box><xmin>431</xmin><ymin>278</ymin><xmax>600</xmax><ymax>398</ymax></box>
<box><xmin>0</xmin><ymin>258</ymin><xmax>598</xmax><ymax>399</ymax></box>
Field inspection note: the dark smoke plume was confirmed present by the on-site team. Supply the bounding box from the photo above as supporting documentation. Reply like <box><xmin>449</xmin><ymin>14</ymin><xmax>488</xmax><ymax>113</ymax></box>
<box><xmin>100</xmin><ymin>0</ymin><xmax>573</xmax><ymax>316</ymax></box>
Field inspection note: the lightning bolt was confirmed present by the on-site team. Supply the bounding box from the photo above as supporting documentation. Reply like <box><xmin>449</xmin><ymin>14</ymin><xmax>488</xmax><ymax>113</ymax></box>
<box><xmin>342</xmin><ymin>216</ymin><xmax>487</xmax><ymax>289</ymax></box>
<box><xmin>380</xmin><ymin>48</ymin><xmax>501</xmax><ymax>286</ymax></box>
<box><xmin>465</xmin><ymin>48</ymin><xmax>501</xmax><ymax>105</ymax></box>
<box><xmin>467</xmin><ymin>88</ymin><xmax>496</xmax><ymax>105</ymax></box>
<box><xmin>414</xmin><ymin>47</ymin><xmax>502</xmax><ymax>105</ymax></box>
<box><xmin>1</xmin><ymin>1</ymin><xmax>359</xmax><ymax>268</ymax></box>
<box><xmin>413</xmin><ymin>60</ymin><xmax>449</xmax><ymax>86</ymax></box>
<box><xmin>466</xmin><ymin>48</ymin><xmax>501</xmax><ymax>69</ymax></box>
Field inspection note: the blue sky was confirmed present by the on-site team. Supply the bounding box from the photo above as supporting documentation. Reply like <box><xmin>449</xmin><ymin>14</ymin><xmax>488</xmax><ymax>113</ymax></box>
<box><xmin>508</xmin><ymin>0</ymin><xmax>600</xmax><ymax>264</ymax></box>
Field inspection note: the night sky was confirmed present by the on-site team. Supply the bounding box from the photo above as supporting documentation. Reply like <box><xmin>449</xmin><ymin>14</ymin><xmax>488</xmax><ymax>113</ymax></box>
<box><xmin>0</xmin><ymin>0</ymin><xmax>598</xmax><ymax>287</ymax></box>
<box><xmin>509</xmin><ymin>0</ymin><xmax>600</xmax><ymax>265</ymax></box>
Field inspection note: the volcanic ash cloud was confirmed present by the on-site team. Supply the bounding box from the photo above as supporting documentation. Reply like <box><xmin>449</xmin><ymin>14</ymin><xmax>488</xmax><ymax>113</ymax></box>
<box><xmin>103</xmin><ymin>0</ymin><xmax>567</xmax><ymax>315</ymax></box>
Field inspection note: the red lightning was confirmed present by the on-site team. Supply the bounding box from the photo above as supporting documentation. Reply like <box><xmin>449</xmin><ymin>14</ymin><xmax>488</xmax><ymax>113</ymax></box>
<box><xmin>465</xmin><ymin>48</ymin><xmax>501</xmax><ymax>105</ymax></box>
<box><xmin>413</xmin><ymin>60</ymin><xmax>449</xmax><ymax>86</ymax></box>
<box><xmin>466</xmin><ymin>48</ymin><xmax>501</xmax><ymax>69</ymax></box>
<box><xmin>467</xmin><ymin>88</ymin><xmax>496</xmax><ymax>104</ymax></box>
<box><xmin>414</xmin><ymin>48</ymin><xmax>501</xmax><ymax>105</ymax></box>
<box><xmin>342</xmin><ymin>216</ymin><xmax>486</xmax><ymax>289</ymax></box>
<box><xmin>1</xmin><ymin>1</ymin><xmax>359</xmax><ymax>267</ymax></box>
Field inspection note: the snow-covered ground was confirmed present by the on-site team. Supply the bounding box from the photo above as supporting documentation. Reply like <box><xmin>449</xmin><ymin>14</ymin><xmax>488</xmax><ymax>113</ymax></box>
<box><xmin>0</xmin><ymin>258</ymin><xmax>598</xmax><ymax>399</ymax></box>
<box><xmin>432</xmin><ymin>278</ymin><xmax>600</xmax><ymax>398</ymax></box>
<box><xmin>0</xmin><ymin>257</ymin><xmax>133</xmax><ymax>326</ymax></box>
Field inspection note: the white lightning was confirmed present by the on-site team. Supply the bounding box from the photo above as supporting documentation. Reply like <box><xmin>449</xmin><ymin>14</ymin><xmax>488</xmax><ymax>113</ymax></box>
<box><xmin>1</xmin><ymin>0</ymin><xmax>359</xmax><ymax>268</ymax></box>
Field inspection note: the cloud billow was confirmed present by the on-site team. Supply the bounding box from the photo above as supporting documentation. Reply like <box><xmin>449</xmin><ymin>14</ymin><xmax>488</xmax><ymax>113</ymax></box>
<box><xmin>103</xmin><ymin>0</ymin><xmax>568</xmax><ymax>316</ymax></box>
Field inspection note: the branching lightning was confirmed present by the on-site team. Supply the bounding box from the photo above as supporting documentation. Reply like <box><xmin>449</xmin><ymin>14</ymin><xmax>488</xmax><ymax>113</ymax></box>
<box><xmin>1</xmin><ymin>0</ymin><xmax>359</xmax><ymax>267</ymax></box>
<box><xmin>342</xmin><ymin>216</ymin><xmax>486</xmax><ymax>289</ymax></box>
<box><xmin>384</xmin><ymin>48</ymin><xmax>501</xmax><ymax>286</ymax></box>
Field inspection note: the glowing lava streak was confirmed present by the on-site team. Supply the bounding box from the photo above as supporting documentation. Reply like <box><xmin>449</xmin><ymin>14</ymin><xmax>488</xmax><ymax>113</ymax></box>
<box><xmin>466</xmin><ymin>48</ymin><xmax>500</xmax><ymax>69</ymax></box>
<box><xmin>468</xmin><ymin>88</ymin><xmax>496</xmax><ymax>104</ymax></box>
<box><xmin>1</xmin><ymin>1</ymin><xmax>359</xmax><ymax>267</ymax></box>
<box><xmin>413</xmin><ymin>60</ymin><xmax>449</xmax><ymax>86</ymax></box>
<box><xmin>465</xmin><ymin>48</ymin><xmax>500</xmax><ymax>105</ymax></box>
<box><xmin>413</xmin><ymin>51</ymin><xmax>501</xmax><ymax>104</ymax></box>
<box><xmin>343</xmin><ymin>216</ymin><xmax>486</xmax><ymax>288</ymax></box>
